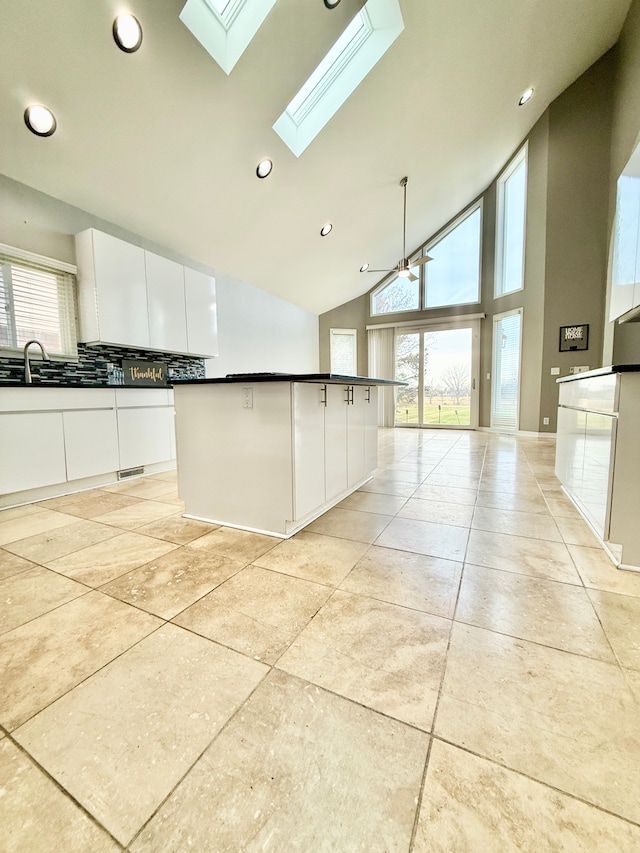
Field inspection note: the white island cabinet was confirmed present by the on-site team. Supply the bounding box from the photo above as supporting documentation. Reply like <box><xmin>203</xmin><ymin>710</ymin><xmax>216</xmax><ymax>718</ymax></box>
<box><xmin>173</xmin><ymin>375</ymin><xmax>398</xmax><ymax>538</ymax></box>
<box><xmin>555</xmin><ymin>366</ymin><xmax>640</xmax><ymax>571</ymax></box>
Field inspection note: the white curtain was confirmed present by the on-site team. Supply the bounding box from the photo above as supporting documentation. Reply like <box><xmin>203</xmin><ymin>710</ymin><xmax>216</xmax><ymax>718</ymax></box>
<box><xmin>367</xmin><ymin>326</ymin><xmax>395</xmax><ymax>427</ymax></box>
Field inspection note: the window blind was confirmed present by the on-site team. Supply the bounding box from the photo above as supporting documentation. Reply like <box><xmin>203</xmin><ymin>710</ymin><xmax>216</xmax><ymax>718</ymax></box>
<box><xmin>0</xmin><ymin>250</ymin><xmax>77</xmax><ymax>358</ymax></box>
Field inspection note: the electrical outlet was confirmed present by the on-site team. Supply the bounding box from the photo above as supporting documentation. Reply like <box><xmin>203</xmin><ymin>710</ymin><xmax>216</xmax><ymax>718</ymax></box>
<box><xmin>486</xmin><ymin>373</ymin><xmax>491</xmax><ymax>380</ymax></box>
<box><xmin>543</xmin><ymin>417</ymin><xmax>549</xmax><ymax>425</ymax></box>
<box><xmin>242</xmin><ymin>387</ymin><xmax>253</xmax><ymax>409</ymax></box>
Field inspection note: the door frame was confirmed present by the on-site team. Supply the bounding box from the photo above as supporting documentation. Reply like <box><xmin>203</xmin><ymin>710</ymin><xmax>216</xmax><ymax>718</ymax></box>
<box><xmin>394</xmin><ymin>318</ymin><xmax>481</xmax><ymax>429</ymax></box>
<box><xmin>490</xmin><ymin>307</ymin><xmax>523</xmax><ymax>431</ymax></box>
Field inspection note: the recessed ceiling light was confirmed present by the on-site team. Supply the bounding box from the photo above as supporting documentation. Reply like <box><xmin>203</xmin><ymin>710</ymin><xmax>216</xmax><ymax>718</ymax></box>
<box><xmin>24</xmin><ymin>105</ymin><xmax>57</xmax><ymax>137</ymax></box>
<box><xmin>256</xmin><ymin>158</ymin><xmax>273</xmax><ymax>179</ymax></box>
<box><xmin>359</xmin><ymin>263</ymin><xmax>369</xmax><ymax>272</ymax></box>
<box><xmin>320</xmin><ymin>223</ymin><xmax>333</xmax><ymax>236</ymax></box>
<box><xmin>518</xmin><ymin>87</ymin><xmax>534</xmax><ymax>106</ymax></box>
<box><xmin>113</xmin><ymin>14</ymin><xmax>143</xmax><ymax>52</ymax></box>
<box><xmin>324</xmin><ymin>0</ymin><xmax>342</xmax><ymax>7</ymax></box>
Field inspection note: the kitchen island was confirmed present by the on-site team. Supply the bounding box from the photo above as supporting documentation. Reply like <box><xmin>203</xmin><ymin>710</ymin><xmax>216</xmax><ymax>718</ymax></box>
<box><xmin>555</xmin><ymin>364</ymin><xmax>640</xmax><ymax>571</ymax></box>
<box><xmin>173</xmin><ymin>374</ymin><xmax>401</xmax><ymax>538</ymax></box>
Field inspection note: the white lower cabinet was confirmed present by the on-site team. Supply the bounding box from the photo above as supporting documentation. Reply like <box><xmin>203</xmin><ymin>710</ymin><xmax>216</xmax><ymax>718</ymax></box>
<box><xmin>0</xmin><ymin>412</ymin><xmax>66</xmax><ymax>494</ymax></box>
<box><xmin>175</xmin><ymin>380</ymin><xmax>381</xmax><ymax>537</ymax></box>
<box><xmin>556</xmin><ymin>370</ymin><xmax>640</xmax><ymax>569</ymax></box>
<box><xmin>63</xmin><ymin>409</ymin><xmax>120</xmax><ymax>481</ymax></box>
<box><xmin>324</xmin><ymin>384</ymin><xmax>349</xmax><ymax>502</ymax></box>
<box><xmin>1</xmin><ymin>388</ymin><xmax>176</xmax><ymax>505</ymax></box>
<box><xmin>117</xmin><ymin>407</ymin><xmax>174</xmax><ymax>470</ymax></box>
<box><xmin>292</xmin><ymin>383</ymin><xmax>326</xmax><ymax>520</ymax></box>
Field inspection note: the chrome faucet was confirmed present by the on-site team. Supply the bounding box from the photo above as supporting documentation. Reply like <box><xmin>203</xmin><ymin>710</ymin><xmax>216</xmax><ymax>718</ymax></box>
<box><xmin>23</xmin><ymin>339</ymin><xmax>49</xmax><ymax>384</ymax></box>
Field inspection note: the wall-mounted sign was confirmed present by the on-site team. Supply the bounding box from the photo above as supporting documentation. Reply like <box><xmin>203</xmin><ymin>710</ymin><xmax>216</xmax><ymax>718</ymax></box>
<box><xmin>122</xmin><ymin>360</ymin><xmax>167</xmax><ymax>386</ymax></box>
<box><xmin>559</xmin><ymin>324</ymin><xmax>589</xmax><ymax>352</ymax></box>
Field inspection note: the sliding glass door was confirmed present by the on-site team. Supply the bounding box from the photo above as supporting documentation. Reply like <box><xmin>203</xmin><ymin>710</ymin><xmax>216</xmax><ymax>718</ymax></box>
<box><xmin>394</xmin><ymin>321</ymin><xmax>479</xmax><ymax>428</ymax></box>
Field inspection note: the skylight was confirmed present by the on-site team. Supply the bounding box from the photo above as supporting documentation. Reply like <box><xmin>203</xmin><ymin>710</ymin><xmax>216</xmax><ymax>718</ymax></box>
<box><xmin>273</xmin><ymin>0</ymin><xmax>404</xmax><ymax>157</ymax></box>
<box><xmin>180</xmin><ymin>0</ymin><xmax>277</xmax><ymax>75</ymax></box>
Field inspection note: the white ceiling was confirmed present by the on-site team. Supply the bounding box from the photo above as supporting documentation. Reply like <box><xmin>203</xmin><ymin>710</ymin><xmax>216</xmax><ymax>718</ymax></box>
<box><xmin>0</xmin><ymin>0</ymin><xmax>632</xmax><ymax>314</ymax></box>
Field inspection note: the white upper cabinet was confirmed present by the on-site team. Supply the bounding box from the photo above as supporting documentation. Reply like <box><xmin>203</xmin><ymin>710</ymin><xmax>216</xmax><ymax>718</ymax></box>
<box><xmin>145</xmin><ymin>251</ymin><xmax>188</xmax><ymax>353</ymax></box>
<box><xmin>76</xmin><ymin>229</ymin><xmax>150</xmax><ymax>348</ymax></box>
<box><xmin>76</xmin><ymin>229</ymin><xmax>217</xmax><ymax>357</ymax></box>
<box><xmin>185</xmin><ymin>267</ymin><xmax>219</xmax><ymax>357</ymax></box>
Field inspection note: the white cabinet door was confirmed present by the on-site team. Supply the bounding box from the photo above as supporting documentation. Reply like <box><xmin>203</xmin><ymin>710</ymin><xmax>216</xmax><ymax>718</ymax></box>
<box><xmin>0</xmin><ymin>413</ymin><xmax>66</xmax><ymax>493</ymax></box>
<box><xmin>77</xmin><ymin>229</ymin><xmax>149</xmax><ymax>348</ymax></box>
<box><xmin>292</xmin><ymin>383</ymin><xmax>326</xmax><ymax>520</ymax></box>
<box><xmin>63</xmin><ymin>409</ymin><xmax>119</xmax><ymax>481</ymax></box>
<box><xmin>364</xmin><ymin>385</ymin><xmax>378</xmax><ymax>474</ymax></box>
<box><xmin>347</xmin><ymin>385</ymin><xmax>367</xmax><ymax>488</ymax></box>
<box><xmin>184</xmin><ymin>267</ymin><xmax>218</xmax><ymax>357</ymax></box>
<box><xmin>117</xmin><ymin>407</ymin><xmax>173</xmax><ymax>469</ymax></box>
<box><xmin>145</xmin><ymin>251</ymin><xmax>188</xmax><ymax>353</ymax></box>
<box><xmin>324</xmin><ymin>384</ymin><xmax>348</xmax><ymax>501</ymax></box>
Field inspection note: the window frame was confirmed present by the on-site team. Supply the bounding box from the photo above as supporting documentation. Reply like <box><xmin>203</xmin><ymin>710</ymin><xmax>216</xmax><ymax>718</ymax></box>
<box><xmin>369</xmin><ymin>266</ymin><xmax>422</xmax><ymax>317</ymax></box>
<box><xmin>329</xmin><ymin>327</ymin><xmax>358</xmax><ymax>375</ymax></box>
<box><xmin>369</xmin><ymin>199</ymin><xmax>483</xmax><ymax>318</ymax></box>
<box><xmin>490</xmin><ymin>306</ymin><xmax>523</xmax><ymax>430</ymax></box>
<box><xmin>495</xmin><ymin>143</ymin><xmax>528</xmax><ymax>298</ymax></box>
<box><xmin>423</xmin><ymin>199</ymin><xmax>483</xmax><ymax>310</ymax></box>
<box><xmin>0</xmin><ymin>243</ymin><xmax>78</xmax><ymax>360</ymax></box>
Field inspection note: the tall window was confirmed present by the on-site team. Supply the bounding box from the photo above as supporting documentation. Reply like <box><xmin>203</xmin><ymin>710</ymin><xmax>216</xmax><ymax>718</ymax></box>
<box><xmin>491</xmin><ymin>308</ymin><xmax>522</xmax><ymax>430</ymax></box>
<box><xmin>0</xmin><ymin>246</ymin><xmax>78</xmax><ymax>358</ymax></box>
<box><xmin>424</xmin><ymin>205</ymin><xmax>482</xmax><ymax>308</ymax></box>
<box><xmin>495</xmin><ymin>145</ymin><xmax>527</xmax><ymax>297</ymax></box>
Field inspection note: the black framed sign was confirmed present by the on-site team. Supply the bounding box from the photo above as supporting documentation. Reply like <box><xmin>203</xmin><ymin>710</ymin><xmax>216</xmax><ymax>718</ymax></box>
<box><xmin>122</xmin><ymin>360</ymin><xmax>167</xmax><ymax>386</ymax></box>
<box><xmin>559</xmin><ymin>324</ymin><xmax>589</xmax><ymax>352</ymax></box>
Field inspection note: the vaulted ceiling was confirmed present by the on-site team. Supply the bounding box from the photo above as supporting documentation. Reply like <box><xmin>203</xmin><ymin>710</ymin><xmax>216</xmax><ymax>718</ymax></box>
<box><xmin>0</xmin><ymin>0</ymin><xmax>632</xmax><ymax>314</ymax></box>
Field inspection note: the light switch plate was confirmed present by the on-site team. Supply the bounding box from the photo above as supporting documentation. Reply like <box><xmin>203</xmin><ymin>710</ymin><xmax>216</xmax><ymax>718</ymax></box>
<box><xmin>550</xmin><ymin>367</ymin><xmax>560</xmax><ymax>375</ymax></box>
<box><xmin>242</xmin><ymin>387</ymin><xmax>253</xmax><ymax>409</ymax></box>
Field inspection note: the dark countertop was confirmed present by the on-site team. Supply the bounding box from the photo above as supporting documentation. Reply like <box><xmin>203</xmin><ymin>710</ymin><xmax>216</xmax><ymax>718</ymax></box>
<box><xmin>172</xmin><ymin>373</ymin><xmax>404</xmax><ymax>386</ymax></box>
<box><xmin>556</xmin><ymin>364</ymin><xmax>640</xmax><ymax>383</ymax></box>
<box><xmin>0</xmin><ymin>383</ymin><xmax>171</xmax><ymax>389</ymax></box>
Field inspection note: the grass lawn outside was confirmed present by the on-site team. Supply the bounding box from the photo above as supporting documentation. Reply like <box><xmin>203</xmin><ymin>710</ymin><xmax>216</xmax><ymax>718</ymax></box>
<box><xmin>395</xmin><ymin>404</ymin><xmax>471</xmax><ymax>425</ymax></box>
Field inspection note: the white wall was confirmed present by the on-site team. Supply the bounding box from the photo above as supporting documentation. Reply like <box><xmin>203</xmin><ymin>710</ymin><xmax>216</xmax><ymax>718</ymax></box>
<box><xmin>0</xmin><ymin>175</ymin><xmax>319</xmax><ymax>376</ymax></box>
<box><xmin>207</xmin><ymin>272</ymin><xmax>319</xmax><ymax>377</ymax></box>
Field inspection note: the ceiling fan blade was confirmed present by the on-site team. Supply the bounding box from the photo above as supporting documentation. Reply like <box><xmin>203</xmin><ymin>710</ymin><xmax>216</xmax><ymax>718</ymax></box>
<box><xmin>408</xmin><ymin>271</ymin><xmax>418</xmax><ymax>282</ymax></box>
<box><xmin>409</xmin><ymin>255</ymin><xmax>433</xmax><ymax>268</ymax></box>
<box><xmin>365</xmin><ymin>268</ymin><xmax>396</xmax><ymax>273</ymax></box>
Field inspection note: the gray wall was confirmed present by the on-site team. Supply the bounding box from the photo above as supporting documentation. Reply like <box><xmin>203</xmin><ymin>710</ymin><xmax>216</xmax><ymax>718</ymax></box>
<box><xmin>318</xmin><ymin>49</ymin><xmax>618</xmax><ymax>433</ymax></box>
<box><xmin>539</xmin><ymin>53</ymin><xmax>613</xmax><ymax>431</ymax></box>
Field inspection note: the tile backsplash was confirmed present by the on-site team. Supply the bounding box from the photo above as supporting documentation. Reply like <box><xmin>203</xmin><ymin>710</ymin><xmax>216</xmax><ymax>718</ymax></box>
<box><xmin>0</xmin><ymin>344</ymin><xmax>205</xmax><ymax>385</ymax></box>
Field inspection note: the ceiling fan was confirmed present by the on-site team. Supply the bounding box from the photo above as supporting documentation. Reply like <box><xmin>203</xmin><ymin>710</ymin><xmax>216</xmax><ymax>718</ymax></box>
<box><xmin>361</xmin><ymin>176</ymin><xmax>432</xmax><ymax>282</ymax></box>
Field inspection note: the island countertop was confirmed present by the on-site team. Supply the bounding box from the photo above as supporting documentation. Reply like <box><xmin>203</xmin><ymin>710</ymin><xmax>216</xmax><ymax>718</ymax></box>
<box><xmin>556</xmin><ymin>364</ymin><xmax>640</xmax><ymax>382</ymax></box>
<box><xmin>172</xmin><ymin>372</ymin><xmax>403</xmax><ymax>386</ymax></box>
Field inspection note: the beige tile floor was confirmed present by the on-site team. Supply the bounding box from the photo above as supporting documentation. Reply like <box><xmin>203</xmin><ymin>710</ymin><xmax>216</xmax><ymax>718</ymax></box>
<box><xmin>1</xmin><ymin>428</ymin><xmax>640</xmax><ymax>850</ymax></box>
